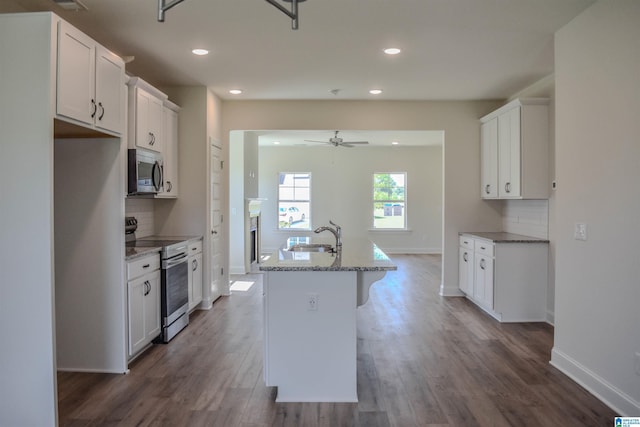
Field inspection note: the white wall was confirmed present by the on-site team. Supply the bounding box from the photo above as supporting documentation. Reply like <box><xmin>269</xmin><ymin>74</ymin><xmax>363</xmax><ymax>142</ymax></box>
<box><xmin>551</xmin><ymin>0</ymin><xmax>640</xmax><ymax>415</ymax></box>
<box><xmin>229</xmin><ymin>131</ymin><xmax>245</xmax><ymax>273</ymax></box>
<box><xmin>156</xmin><ymin>86</ymin><xmax>227</xmax><ymax>303</ymax></box>
<box><xmin>221</xmin><ymin>100</ymin><xmax>503</xmax><ymax>295</ymax></box>
<box><xmin>258</xmin><ymin>145</ymin><xmax>443</xmax><ymax>254</ymax></box>
<box><xmin>0</xmin><ymin>13</ymin><xmax>58</xmax><ymax>426</ymax></box>
<box><xmin>54</xmin><ymin>138</ymin><xmax>127</xmax><ymax>374</ymax></box>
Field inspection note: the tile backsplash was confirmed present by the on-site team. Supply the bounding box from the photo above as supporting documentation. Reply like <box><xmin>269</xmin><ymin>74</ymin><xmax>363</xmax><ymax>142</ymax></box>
<box><xmin>125</xmin><ymin>198</ymin><xmax>154</xmax><ymax>238</ymax></box>
<box><xmin>502</xmin><ymin>199</ymin><xmax>549</xmax><ymax>239</ymax></box>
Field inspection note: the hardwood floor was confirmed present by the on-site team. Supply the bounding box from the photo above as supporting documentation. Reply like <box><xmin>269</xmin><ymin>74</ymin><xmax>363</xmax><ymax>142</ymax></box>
<box><xmin>57</xmin><ymin>255</ymin><xmax>615</xmax><ymax>426</ymax></box>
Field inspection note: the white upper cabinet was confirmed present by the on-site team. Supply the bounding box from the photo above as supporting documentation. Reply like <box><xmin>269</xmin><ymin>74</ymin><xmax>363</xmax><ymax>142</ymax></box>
<box><xmin>127</xmin><ymin>77</ymin><xmax>167</xmax><ymax>154</ymax></box>
<box><xmin>56</xmin><ymin>20</ymin><xmax>124</xmax><ymax>135</ymax></box>
<box><xmin>157</xmin><ymin>101</ymin><xmax>180</xmax><ymax>198</ymax></box>
<box><xmin>480</xmin><ymin>98</ymin><xmax>549</xmax><ymax>199</ymax></box>
<box><xmin>480</xmin><ymin>117</ymin><xmax>498</xmax><ymax>198</ymax></box>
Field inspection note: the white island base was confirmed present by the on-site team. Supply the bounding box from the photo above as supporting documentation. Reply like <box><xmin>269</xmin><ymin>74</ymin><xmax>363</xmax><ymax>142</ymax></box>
<box><xmin>264</xmin><ymin>270</ymin><xmax>359</xmax><ymax>402</ymax></box>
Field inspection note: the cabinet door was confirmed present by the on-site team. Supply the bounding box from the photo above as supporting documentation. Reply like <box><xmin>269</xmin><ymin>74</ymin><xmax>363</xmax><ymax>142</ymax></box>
<box><xmin>144</xmin><ymin>271</ymin><xmax>161</xmax><ymax>341</ymax></box>
<box><xmin>159</xmin><ymin>107</ymin><xmax>179</xmax><ymax>197</ymax></box>
<box><xmin>148</xmin><ymin>95</ymin><xmax>164</xmax><ymax>153</ymax></box>
<box><xmin>458</xmin><ymin>246</ymin><xmax>474</xmax><ymax>295</ymax></box>
<box><xmin>135</xmin><ymin>89</ymin><xmax>163</xmax><ymax>152</ymax></box>
<box><xmin>95</xmin><ymin>45</ymin><xmax>124</xmax><ymax>134</ymax></box>
<box><xmin>127</xmin><ymin>277</ymin><xmax>146</xmax><ymax>356</ymax></box>
<box><xmin>498</xmin><ymin>107</ymin><xmax>521</xmax><ymax>198</ymax></box>
<box><xmin>480</xmin><ymin>118</ymin><xmax>498</xmax><ymax>198</ymax></box>
<box><xmin>474</xmin><ymin>255</ymin><xmax>494</xmax><ymax>310</ymax></box>
<box><xmin>192</xmin><ymin>253</ymin><xmax>203</xmax><ymax>305</ymax></box>
<box><xmin>57</xmin><ymin>21</ymin><xmax>95</xmax><ymax>126</ymax></box>
<box><xmin>188</xmin><ymin>253</ymin><xmax>203</xmax><ymax>310</ymax></box>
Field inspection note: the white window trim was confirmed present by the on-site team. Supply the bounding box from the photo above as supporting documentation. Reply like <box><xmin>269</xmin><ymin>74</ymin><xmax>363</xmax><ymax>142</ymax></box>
<box><xmin>277</xmin><ymin>171</ymin><xmax>312</xmax><ymax>231</ymax></box>
<box><xmin>372</xmin><ymin>172</ymin><xmax>407</xmax><ymax>230</ymax></box>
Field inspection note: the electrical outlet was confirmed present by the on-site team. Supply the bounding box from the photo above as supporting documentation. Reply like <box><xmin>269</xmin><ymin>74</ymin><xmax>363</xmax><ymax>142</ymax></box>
<box><xmin>574</xmin><ymin>223</ymin><xmax>588</xmax><ymax>241</ymax></box>
<box><xmin>307</xmin><ymin>293</ymin><xmax>318</xmax><ymax>311</ymax></box>
<box><xmin>635</xmin><ymin>352</ymin><xmax>640</xmax><ymax>375</ymax></box>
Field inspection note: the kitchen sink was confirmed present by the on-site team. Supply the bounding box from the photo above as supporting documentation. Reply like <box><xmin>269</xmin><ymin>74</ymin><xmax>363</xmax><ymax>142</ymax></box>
<box><xmin>286</xmin><ymin>243</ymin><xmax>334</xmax><ymax>253</ymax></box>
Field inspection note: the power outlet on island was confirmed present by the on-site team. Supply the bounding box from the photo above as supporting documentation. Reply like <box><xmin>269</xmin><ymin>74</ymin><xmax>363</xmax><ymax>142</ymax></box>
<box><xmin>307</xmin><ymin>293</ymin><xmax>319</xmax><ymax>311</ymax></box>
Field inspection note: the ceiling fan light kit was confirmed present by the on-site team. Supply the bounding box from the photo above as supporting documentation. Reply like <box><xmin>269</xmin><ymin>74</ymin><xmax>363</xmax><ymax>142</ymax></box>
<box><xmin>157</xmin><ymin>0</ymin><xmax>306</xmax><ymax>29</ymax></box>
<box><xmin>305</xmin><ymin>131</ymin><xmax>369</xmax><ymax>148</ymax></box>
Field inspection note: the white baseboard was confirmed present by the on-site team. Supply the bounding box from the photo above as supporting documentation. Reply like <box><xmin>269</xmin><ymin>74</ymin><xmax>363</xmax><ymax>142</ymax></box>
<box><xmin>230</xmin><ymin>265</ymin><xmax>247</xmax><ymax>275</ymax></box>
<box><xmin>57</xmin><ymin>366</ymin><xmax>128</xmax><ymax>374</ymax></box>
<box><xmin>546</xmin><ymin>309</ymin><xmax>555</xmax><ymax>326</ymax></box>
<box><xmin>550</xmin><ymin>348</ymin><xmax>640</xmax><ymax>416</ymax></box>
<box><xmin>439</xmin><ymin>282</ymin><xmax>464</xmax><ymax>296</ymax></box>
<box><xmin>262</xmin><ymin>248</ymin><xmax>441</xmax><ymax>255</ymax></box>
<box><xmin>380</xmin><ymin>248</ymin><xmax>442</xmax><ymax>255</ymax></box>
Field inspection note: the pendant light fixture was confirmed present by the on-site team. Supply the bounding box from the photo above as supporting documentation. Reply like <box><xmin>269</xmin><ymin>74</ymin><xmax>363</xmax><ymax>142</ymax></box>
<box><xmin>158</xmin><ymin>0</ymin><xmax>307</xmax><ymax>30</ymax></box>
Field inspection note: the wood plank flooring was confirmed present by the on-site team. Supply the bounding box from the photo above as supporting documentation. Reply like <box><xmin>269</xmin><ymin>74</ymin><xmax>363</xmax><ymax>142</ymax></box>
<box><xmin>57</xmin><ymin>255</ymin><xmax>616</xmax><ymax>426</ymax></box>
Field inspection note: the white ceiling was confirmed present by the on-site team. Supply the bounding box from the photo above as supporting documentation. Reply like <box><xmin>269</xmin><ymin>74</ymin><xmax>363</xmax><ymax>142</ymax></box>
<box><xmin>1</xmin><ymin>0</ymin><xmax>595</xmax><ymax>101</ymax></box>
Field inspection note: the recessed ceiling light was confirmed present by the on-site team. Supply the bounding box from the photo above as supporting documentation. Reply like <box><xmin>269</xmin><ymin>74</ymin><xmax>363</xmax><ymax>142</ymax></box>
<box><xmin>369</xmin><ymin>89</ymin><xmax>383</xmax><ymax>95</ymax></box>
<box><xmin>229</xmin><ymin>89</ymin><xmax>243</xmax><ymax>95</ymax></box>
<box><xmin>273</xmin><ymin>141</ymin><xmax>281</xmax><ymax>145</ymax></box>
<box><xmin>384</xmin><ymin>48</ymin><xmax>401</xmax><ymax>55</ymax></box>
<box><xmin>192</xmin><ymin>48</ymin><xmax>209</xmax><ymax>56</ymax></box>
<box><xmin>392</xmin><ymin>141</ymin><xmax>399</xmax><ymax>145</ymax></box>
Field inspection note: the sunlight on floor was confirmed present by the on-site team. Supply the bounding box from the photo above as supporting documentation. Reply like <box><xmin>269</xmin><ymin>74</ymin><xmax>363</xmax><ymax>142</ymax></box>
<box><xmin>229</xmin><ymin>280</ymin><xmax>255</xmax><ymax>292</ymax></box>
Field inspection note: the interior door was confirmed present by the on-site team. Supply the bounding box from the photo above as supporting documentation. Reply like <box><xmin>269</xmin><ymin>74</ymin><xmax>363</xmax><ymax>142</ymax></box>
<box><xmin>210</xmin><ymin>142</ymin><xmax>224</xmax><ymax>301</ymax></box>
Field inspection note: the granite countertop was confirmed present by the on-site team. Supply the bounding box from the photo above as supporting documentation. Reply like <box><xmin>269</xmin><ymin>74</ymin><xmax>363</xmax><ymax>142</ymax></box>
<box><xmin>259</xmin><ymin>237</ymin><xmax>397</xmax><ymax>272</ymax></box>
<box><xmin>124</xmin><ymin>235</ymin><xmax>203</xmax><ymax>261</ymax></box>
<box><xmin>125</xmin><ymin>246</ymin><xmax>161</xmax><ymax>261</ymax></box>
<box><xmin>460</xmin><ymin>231</ymin><xmax>549</xmax><ymax>243</ymax></box>
<box><xmin>133</xmin><ymin>235</ymin><xmax>203</xmax><ymax>242</ymax></box>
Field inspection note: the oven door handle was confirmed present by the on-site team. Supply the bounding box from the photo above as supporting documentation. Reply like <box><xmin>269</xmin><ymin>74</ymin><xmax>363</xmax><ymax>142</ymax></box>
<box><xmin>164</xmin><ymin>253</ymin><xmax>188</xmax><ymax>268</ymax></box>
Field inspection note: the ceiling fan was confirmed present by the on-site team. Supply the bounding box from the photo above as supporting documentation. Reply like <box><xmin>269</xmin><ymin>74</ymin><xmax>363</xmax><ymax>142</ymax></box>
<box><xmin>305</xmin><ymin>131</ymin><xmax>369</xmax><ymax>148</ymax></box>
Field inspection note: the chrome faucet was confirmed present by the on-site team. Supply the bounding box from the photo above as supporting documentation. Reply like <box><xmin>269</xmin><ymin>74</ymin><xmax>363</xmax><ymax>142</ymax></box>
<box><xmin>314</xmin><ymin>220</ymin><xmax>342</xmax><ymax>251</ymax></box>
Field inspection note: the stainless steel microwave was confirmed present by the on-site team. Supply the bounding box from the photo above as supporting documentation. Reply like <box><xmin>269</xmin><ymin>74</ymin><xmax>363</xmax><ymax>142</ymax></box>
<box><xmin>128</xmin><ymin>149</ymin><xmax>163</xmax><ymax>195</ymax></box>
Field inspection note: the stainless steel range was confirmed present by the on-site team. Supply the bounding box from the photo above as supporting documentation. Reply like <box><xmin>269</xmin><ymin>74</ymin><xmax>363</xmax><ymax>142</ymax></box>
<box><xmin>126</xmin><ymin>219</ymin><xmax>190</xmax><ymax>343</ymax></box>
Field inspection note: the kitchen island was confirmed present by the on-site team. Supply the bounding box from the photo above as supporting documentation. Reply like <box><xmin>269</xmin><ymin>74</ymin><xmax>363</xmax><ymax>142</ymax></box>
<box><xmin>260</xmin><ymin>237</ymin><xmax>396</xmax><ymax>402</ymax></box>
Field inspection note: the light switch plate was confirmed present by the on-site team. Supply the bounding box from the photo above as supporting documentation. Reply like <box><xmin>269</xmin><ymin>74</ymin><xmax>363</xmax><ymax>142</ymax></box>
<box><xmin>574</xmin><ymin>223</ymin><xmax>588</xmax><ymax>241</ymax></box>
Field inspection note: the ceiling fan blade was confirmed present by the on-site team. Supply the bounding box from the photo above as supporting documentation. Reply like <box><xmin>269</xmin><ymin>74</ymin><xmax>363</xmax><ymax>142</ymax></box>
<box><xmin>304</xmin><ymin>140</ymin><xmax>330</xmax><ymax>144</ymax></box>
<box><xmin>343</xmin><ymin>141</ymin><xmax>369</xmax><ymax>145</ymax></box>
<box><xmin>340</xmin><ymin>144</ymin><xmax>355</xmax><ymax>148</ymax></box>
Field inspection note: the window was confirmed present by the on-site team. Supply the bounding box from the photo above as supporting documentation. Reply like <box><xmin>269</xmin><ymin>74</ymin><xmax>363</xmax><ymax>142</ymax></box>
<box><xmin>373</xmin><ymin>172</ymin><xmax>406</xmax><ymax>229</ymax></box>
<box><xmin>278</xmin><ymin>172</ymin><xmax>311</xmax><ymax>229</ymax></box>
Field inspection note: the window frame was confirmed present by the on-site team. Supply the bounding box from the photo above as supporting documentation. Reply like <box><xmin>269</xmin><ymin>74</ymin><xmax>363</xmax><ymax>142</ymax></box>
<box><xmin>372</xmin><ymin>172</ymin><xmax>407</xmax><ymax>230</ymax></box>
<box><xmin>277</xmin><ymin>172</ymin><xmax>312</xmax><ymax>230</ymax></box>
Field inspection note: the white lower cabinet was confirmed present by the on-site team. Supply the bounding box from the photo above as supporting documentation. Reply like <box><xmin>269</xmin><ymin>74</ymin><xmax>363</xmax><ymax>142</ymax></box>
<box><xmin>127</xmin><ymin>253</ymin><xmax>161</xmax><ymax>358</ymax></box>
<box><xmin>188</xmin><ymin>240</ymin><xmax>203</xmax><ymax>311</ymax></box>
<box><xmin>473</xmin><ymin>252</ymin><xmax>494</xmax><ymax>311</ymax></box>
<box><xmin>458</xmin><ymin>238</ymin><xmax>474</xmax><ymax>295</ymax></box>
<box><xmin>458</xmin><ymin>234</ymin><xmax>548</xmax><ymax>322</ymax></box>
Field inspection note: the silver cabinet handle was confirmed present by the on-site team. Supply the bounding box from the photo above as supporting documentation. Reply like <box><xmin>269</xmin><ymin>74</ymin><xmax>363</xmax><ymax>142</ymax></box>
<box><xmin>192</xmin><ymin>259</ymin><xmax>198</xmax><ymax>271</ymax></box>
<box><xmin>149</xmin><ymin>132</ymin><xmax>155</xmax><ymax>145</ymax></box>
<box><xmin>463</xmin><ymin>252</ymin><xmax>468</xmax><ymax>262</ymax></box>
<box><xmin>98</xmin><ymin>102</ymin><xmax>105</xmax><ymax>120</ymax></box>
<box><xmin>480</xmin><ymin>259</ymin><xmax>486</xmax><ymax>270</ymax></box>
<box><xmin>485</xmin><ymin>184</ymin><xmax>490</xmax><ymax>194</ymax></box>
<box><xmin>505</xmin><ymin>182</ymin><xmax>511</xmax><ymax>193</ymax></box>
<box><xmin>90</xmin><ymin>99</ymin><xmax>97</xmax><ymax>118</ymax></box>
<box><xmin>142</xmin><ymin>264</ymin><xmax>150</xmax><ymax>269</ymax></box>
<box><xmin>143</xmin><ymin>280</ymin><xmax>151</xmax><ymax>296</ymax></box>
<box><xmin>480</xmin><ymin>246</ymin><xmax>486</xmax><ymax>250</ymax></box>
<box><xmin>166</xmin><ymin>181</ymin><xmax>172</xmax><ymax>192</ymax></box>
<box><xmin>211</xmin><ymin>230</ymin><xmax>218</xmax><ymax>235</ymax></box>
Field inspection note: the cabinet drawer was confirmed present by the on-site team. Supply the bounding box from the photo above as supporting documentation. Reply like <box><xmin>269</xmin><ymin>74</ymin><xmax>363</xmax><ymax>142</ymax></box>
<box><xmin>127</xmin><ymin>254</ymin><xmax>160</xmax><ymax>281</ymax></box>
<box><xmin>189</xmin><ymin>239</ymin><xmax>203</xmax><ymax>255</ymax></box>
<box><xmin>475</xmin><ymin>240</ymin><xmax>494</xmax><ymax>257</ymax></box>
<box><xmin>459</xmin><ymin>235</ymin><xmax>474</xmax><ymax>250</ymax></box>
